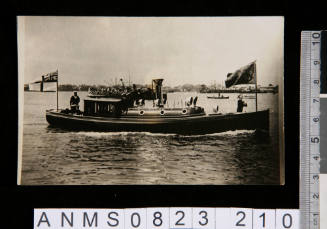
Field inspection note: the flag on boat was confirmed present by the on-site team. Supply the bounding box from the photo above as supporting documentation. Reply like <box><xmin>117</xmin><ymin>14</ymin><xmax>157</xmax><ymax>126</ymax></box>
<box><xmin>43</xmin><ymin>70</ymin><xmax>58</xmax><ymax>82</ymax></box>
<box><xmin>225</xmin><ymin>61</ymin><xmax>256</xmax><ymax>88</ymax></box>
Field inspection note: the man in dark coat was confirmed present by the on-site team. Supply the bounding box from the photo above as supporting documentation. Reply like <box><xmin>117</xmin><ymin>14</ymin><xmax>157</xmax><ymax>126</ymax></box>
<box><xmin>237</xmin><ymin>95</ymin><xmax>247</xmax><ymax>112</ymax></box>
<box><xmin>70</xmin><ymin>91</ymin><xmax>80</xmax><ymax>112</ymax></box>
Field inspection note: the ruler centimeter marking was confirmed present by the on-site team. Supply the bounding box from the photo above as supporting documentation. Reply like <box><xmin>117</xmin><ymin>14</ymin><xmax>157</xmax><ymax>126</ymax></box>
<box><xmin>300</xmin><ymin>31</ymin><xmax>321</xmax><ymax>229</ymax></box>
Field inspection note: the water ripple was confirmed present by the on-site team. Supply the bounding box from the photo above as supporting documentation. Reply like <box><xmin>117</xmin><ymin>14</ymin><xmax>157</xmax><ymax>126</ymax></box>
<box><xmin>21</xmin><ymin>91</ymin><xmax>281</xmax><ymax>185</ymax></box>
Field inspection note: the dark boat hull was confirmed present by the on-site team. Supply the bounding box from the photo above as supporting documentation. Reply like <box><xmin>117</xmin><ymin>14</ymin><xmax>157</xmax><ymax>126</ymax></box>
<box><xmin>46</xmin><ymin>109</ymin><xmax>269</xmax><ymax>134</ymax></box>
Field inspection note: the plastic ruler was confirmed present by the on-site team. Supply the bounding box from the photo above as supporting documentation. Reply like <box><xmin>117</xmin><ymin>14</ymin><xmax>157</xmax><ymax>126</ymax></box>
<box><xmin>300</xmin><ymin>31</ymin><xmax>321</xmax><ymax>229</ymax></box>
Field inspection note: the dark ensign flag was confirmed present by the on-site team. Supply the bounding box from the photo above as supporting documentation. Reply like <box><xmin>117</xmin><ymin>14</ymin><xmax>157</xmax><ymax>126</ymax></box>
<box><xmin>225</xmin><ymin>61</ymin><xmax>256</xmax><ymax>88</ymax></box>
<box><xmin>43</xmin><ymin>70</ymin><xmax>58</xmax><ymax>82</ymax></box>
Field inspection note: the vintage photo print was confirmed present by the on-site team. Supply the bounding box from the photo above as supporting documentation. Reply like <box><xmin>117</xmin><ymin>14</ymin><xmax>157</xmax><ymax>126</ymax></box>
<box><xmin>18</xmin><ymin>16</ymin><xmax>284</xmax><ymax>185</ymax></box>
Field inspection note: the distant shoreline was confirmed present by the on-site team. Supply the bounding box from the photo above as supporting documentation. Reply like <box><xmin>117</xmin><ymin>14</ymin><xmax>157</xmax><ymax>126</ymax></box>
<box><xmin>24</xmin><ymin>83</ymin><xmax>278</xmax><ymax>94</ymax></box>
<box><xmin>24</xmin><ymin>90</ymin><xmax>278</xmax><ymax>94</ymax></box>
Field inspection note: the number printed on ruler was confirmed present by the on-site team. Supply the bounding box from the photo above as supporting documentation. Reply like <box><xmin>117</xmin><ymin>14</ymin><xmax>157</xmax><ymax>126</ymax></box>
<box><xmin>300</xmin><ymin>31</ymin><xmax>321</xmax><ymax>229</ymax></box>
<box><xmin>34</xmin><ymin>208</ymin><xmax>300</xmax><ymax>229</ymax></box>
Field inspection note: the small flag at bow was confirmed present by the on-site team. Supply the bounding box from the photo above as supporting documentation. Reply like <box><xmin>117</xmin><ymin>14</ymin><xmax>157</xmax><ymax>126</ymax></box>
<box><xmin>225</xmin><ymin>61</ymin><xmax>256</xmax><ymax>88</ymax></box>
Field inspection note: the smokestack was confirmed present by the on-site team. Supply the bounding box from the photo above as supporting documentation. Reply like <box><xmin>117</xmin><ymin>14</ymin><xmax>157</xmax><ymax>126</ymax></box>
<box><xmin>152</xmin><ymin>79</ymin><xmax>164</xmax><ymax>105</ymax></box>
<box><xmin>41</xmin><ymin>75</ymin><xmax>44</xmax><ymax>92</ymax></box>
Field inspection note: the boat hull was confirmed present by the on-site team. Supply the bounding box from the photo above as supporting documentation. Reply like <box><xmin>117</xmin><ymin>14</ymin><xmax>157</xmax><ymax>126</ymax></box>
<box><xmin>46</xmin><ymin>109</ymin><xmax>269</xmax><ymax>134</ymax></box>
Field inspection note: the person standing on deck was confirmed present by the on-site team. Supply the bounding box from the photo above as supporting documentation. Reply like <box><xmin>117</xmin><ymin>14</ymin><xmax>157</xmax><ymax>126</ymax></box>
<box><xmin>70</xmin><ymin>91</ymin><xmax>80</xmax><ymax>112</ymax></box>
<box><xmin>237</xmin><ymin>94</ymin><xmax>247</xmax><ymax>112</ymax></box>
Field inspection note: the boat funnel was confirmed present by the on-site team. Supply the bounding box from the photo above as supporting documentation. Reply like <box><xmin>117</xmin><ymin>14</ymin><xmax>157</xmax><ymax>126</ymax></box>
<box><xmin>41</xmin><ymin>75</ymin><xmax>44</xmax><ymax>92</ymax></box>
<box><xmin>152</xmin><ymin>79</ymin><xmax>164</xmax><ymax>105</ymax></box>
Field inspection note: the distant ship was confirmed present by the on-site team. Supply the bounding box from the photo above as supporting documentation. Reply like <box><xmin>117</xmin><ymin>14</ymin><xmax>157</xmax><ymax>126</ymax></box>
<box><xmin>207</xmin><ymin>93</ymin><xmax>229</xmax><ymax>99</ymax></box>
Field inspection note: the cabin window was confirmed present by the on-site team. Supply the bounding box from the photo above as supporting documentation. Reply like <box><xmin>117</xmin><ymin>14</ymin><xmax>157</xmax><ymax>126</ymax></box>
<box><xmin>84</xmin><ymin>100</ymin><xmax>119</xmax><ymax>116</ymax></box>
<box><xmin>109</xmin><ymin>104</ymin><xmax>115</xmax><ymax>113</ymax></box>
<box><xmin>97</xmin><ymin>102</ymin><xmax>116</xmax><ymax>116</ymax></box>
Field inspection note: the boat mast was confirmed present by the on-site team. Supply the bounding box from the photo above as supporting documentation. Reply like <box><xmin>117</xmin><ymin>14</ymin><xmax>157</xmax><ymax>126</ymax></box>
<box><xmin>254</xmin><ymin>61</ymin><xmax>258</xmax><ymax>112</ymax></box>
<box><xmin>56</xmin><ymin>69</ymin><xmax>59</xmax><ymax>111</ymax></box>
<box><xmin>128</xmin><ymin>70</ymin><xmax>131</xmax><ymax>86</ymax></box>
<box><xmin>152</xmin><ymin>80</ymin><xmax>154</xmax><ymax>107</ymax></box>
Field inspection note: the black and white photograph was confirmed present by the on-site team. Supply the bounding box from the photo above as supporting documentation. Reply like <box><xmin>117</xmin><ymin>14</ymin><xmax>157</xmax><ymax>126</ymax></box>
<box><xmin>18</xmin><ymin>16</ymin><xmax>284</xmax><ymax>185</ymax></box>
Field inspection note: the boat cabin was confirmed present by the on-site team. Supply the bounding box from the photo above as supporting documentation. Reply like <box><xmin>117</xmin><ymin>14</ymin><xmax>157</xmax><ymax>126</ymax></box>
<box><xmin>84</xmin><ymin>97</ymin><xmax>123</xmax><ymax>117</ymax></box>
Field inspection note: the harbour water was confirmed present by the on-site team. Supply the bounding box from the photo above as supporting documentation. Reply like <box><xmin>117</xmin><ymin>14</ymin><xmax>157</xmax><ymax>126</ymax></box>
<box><xmin>20</xmin><ymin>91</ymin><xmax>281</xmax><ymax>185</ymax></box>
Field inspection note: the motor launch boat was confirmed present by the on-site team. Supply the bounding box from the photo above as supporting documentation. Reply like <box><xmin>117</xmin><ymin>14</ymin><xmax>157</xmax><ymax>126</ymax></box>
<box><xmin>46</xmin><ymin>79</ymin><xmax>269</xmax><ymax>134</ymax></box>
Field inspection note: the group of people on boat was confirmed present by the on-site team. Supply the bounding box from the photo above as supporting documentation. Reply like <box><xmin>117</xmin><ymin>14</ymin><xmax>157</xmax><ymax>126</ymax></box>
<box><xmin>88</xmin><ymin>85</ymin><xmax>133</xmax><ymax>98</ymax></box>
<box><xmin>88</xmin><ymin>84</ymin><xmax>154</xmax><ymax>100</ymax></box>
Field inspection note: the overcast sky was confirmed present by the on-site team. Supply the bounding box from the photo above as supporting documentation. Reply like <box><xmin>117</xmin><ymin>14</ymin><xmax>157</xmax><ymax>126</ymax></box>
<box><xmin>18</xmin><ymin>16</ymin><xmax>283</xmax><ymax>87</ymax></box>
